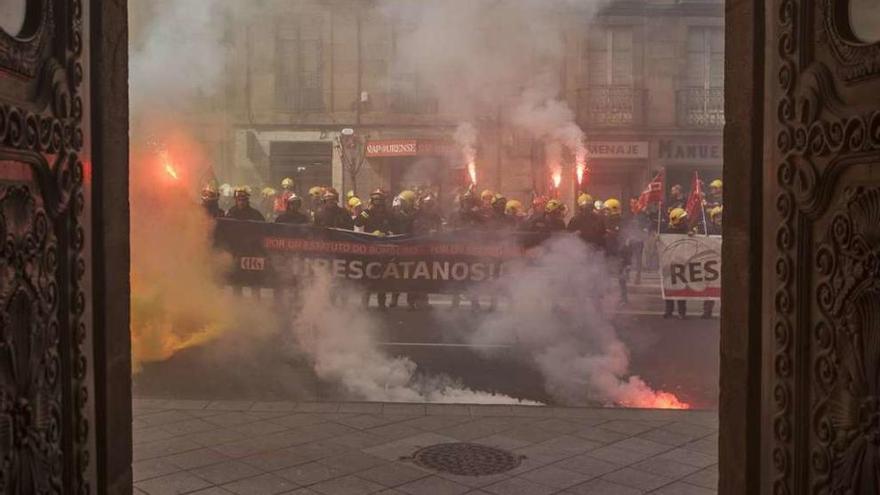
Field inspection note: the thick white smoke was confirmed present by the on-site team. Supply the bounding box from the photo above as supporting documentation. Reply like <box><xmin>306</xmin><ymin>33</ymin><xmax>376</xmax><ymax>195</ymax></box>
<box><xmin>466</xmin><ymin>236</ymin><xmax>688</xmax><ymax>409</ymax></box>
<box><xmin>290</xmin><ymin>273</ymin><xmax>538</xmax><ymax>404</ymax></box>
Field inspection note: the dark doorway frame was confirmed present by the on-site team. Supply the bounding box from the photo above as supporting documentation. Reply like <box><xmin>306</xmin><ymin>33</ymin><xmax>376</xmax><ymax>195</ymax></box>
<box><xmin>91</xmin><ymin>2</ymin><xmax>133</xmax><ymax>493</ymax></box>
<box><xmin>719</xmin><ymin>0</ymin><xmax>763</xmax><ymax>493</ymax></box>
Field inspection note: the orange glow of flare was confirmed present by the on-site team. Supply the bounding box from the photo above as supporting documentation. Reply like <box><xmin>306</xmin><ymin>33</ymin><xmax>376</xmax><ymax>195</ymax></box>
<box><xmin>159</xmin><ymin>150</ymin><xmax>180</xmax><ymax>181</ymax></box>
<box><xmin>621</xmin><ymin>391</ymin><xmax>691</xmax><ymax>410</ymax></box>
<box><xmin>467</xmin><ymin>161</ymin><xmax>477</xmax><ymax>185</ymax></box>
<box><xmin>575</xmin><ymin>162</ymin><xmax>586</xmax><ymax>186</ymax></box>
<box><xmin>551</xmin><ymin>171</ymin><xmax>562</xmax><ymax>189</ymax></box>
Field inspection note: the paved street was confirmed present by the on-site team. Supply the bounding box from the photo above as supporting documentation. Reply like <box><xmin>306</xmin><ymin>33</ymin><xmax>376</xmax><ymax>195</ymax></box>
<box><xmin>133</xmin><ymin>399</ymin><xmax>718</xmax><ymax>495</ymax></box>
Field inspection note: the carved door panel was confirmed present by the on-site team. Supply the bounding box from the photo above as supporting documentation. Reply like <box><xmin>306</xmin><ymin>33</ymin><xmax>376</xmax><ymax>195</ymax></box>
<box><xmin>0</xmin><ymin>1</ymin><xmax>94</xmax><ymax>493</ymax></box>
<box><xmin>765</xmin><ymin>1</ymin><xmax>880</xmax><ymax>494</ymax></box>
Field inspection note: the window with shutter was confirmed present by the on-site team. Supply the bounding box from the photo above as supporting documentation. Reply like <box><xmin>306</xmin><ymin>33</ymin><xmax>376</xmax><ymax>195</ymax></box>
<box><xmin>276</xmin><ymin>16</ymin><xmax>325</xmax><ymax>112</ymax></box>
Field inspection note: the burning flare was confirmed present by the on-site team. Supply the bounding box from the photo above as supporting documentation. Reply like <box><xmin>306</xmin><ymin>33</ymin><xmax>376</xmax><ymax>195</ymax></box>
<box><xmin>159</xmin><ymin>149</ymin><xmax>180</xmax><ymax>180</ymax></box>
<box><xmin>551</xmin><ymin>170</ymin><xmax>562</xmax><ymax>189</ymax></box>
<box><xmin>467</xmin><ymin>160</ymin><xmax>477</xmax><ymax>185</ymax></box>
<box><xmin>575</xmin><ymin>162</ymin><xmax>586</xmax><ymax>186</ymax></box>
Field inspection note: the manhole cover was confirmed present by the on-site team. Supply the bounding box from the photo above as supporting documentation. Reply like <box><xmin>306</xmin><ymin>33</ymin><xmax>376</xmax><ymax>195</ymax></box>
<box><xmin>410</xmin><ymin>442</ymin><xmax>522</xmax><ymax>476</ymax></box>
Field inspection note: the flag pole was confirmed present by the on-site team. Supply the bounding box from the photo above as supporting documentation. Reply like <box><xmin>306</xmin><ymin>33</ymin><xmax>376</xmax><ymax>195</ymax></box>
<box><xmin>698</xmin><ymin>171</ymin><xmax>709</xmax><ymax>237</ymax></box>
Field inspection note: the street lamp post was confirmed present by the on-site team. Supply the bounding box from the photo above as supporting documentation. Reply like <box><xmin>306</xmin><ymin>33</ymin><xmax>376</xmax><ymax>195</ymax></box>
<box><xmin>337</xmin><ymin>128</ymin><xmax>367</xmax><ymax>196</ymax></box>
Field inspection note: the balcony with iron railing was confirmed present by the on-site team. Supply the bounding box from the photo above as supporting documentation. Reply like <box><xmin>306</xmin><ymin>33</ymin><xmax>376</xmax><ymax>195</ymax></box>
<box><xmin>577</xmin><ymin>86</ymin><xmax>646</xmax><ymax>128</ymax></box>
<box><xmin>677</xmin><ymin>87</ymin><xmax>724</xmax><ymax>128</ymax></box>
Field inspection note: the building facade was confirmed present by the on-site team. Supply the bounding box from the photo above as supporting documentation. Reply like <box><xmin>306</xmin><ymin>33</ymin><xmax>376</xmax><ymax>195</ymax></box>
<box><xmin>219</xmin><ymin>0</ymin><xmax>723</xmax><ymax>210</ymax></box>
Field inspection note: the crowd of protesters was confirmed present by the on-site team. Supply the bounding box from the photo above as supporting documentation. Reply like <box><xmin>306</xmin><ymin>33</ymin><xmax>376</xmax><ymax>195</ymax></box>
<box><xmin>200</xmin><ymin>176</ymin><xmax>721</xmax><ymax>317</ymax></box>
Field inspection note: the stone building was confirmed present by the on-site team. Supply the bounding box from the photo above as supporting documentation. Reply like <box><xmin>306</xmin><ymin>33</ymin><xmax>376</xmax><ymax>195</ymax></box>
<box><xmin>220</xmin><ymin>0</ymin><xmax>724</xmax><ymax>208</ymax></box>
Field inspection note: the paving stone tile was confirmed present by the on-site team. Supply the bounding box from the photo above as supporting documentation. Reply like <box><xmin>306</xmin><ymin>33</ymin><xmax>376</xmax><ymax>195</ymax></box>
<box><xmin>482</xmin><ymin>477</ymin><xmax>556</xmax><ymax>495</ymax></box>
<box><xmin>655</xmin><ymin>448</ymin><xmax>717</xmax><ymax>468</ymax></box>
<box><xmin>382</xmin><ymin>404</ymin><xmax>426</xmax><ymax>416</ymax></box>
<box><xmin>213</xmin><ymin>437</ymin><xmax>283</xmax><ymax>458</ymax></box>
<box><xmin>334</xmin><ymin>415</ymin><xmax>402</xmax><ymax>430</ymax></box>
<box><xmin>188</xmin><ymin>488</ymin><xmax>235</xmax><ymax>495</ymax></box>
<box><xmin>133</xmin><ymin>399</ymin><xmax>170</xmax><ymax>410</ymax></box>
<box><xmin>205</xmin><ymin>412</ymin><xmax>264</xmax><ymax>428</ymax></box>
<box><xmin>327</xmin><ymin>431</ymin><xmax>388</xmax><ymax>449</ymax></box>
<box><xmin>190</xmin><ymin>460</ymin><xmax>264</xmax><ymax>485</ymax></box>
<box><xmin>601</xmin><ymin>467</ymin><xmax>673</xmax><ymax>491</ymax></box>
<box><xmin>397</xmin><ymin>475</ymin><xmax>469</xmax><ymax>495</ymax></box>
<box><xmin>608</xmin><ymin>437</ymin><xmax>671</xmax><ymax>456</ymax></box>
<box><xmin>251</xmin><ymin>401</ymin><xmax>299</xmax><ymax>412</ymax></box>
<box><xmin>363</xmin><ymin>433</ymin><xmax>457</xmax><ymax>461</ymax></box>
<box><xmin>512</xmin><ymin>444</ymin><xmax>576</xmax><ymax>466</ymax></box>
<box><xmin>554</xmin><ymin>454</ymin><xmax>621</xmax><ymax>479</ymax></box>
<box><xmin>492</xmin><ymin>426</ymin><xmax>560</xmax><ymax>445</ymax></box>
<box><xmin>652</xmin><ymin>481</ymin><xmax>716</xmax><ymax>494</ymax></box>
<box><xmin>222</xmin><ymin>473</ymin><xmax>300</xmax><ymax>495</ymax></box>
<box><xmin>683</xmin><ymin>437</ymin><xmax>718</xmax><ymax>456</ymax></box>
<box><xmin>134</xmin><ymin>438</ymin><xmax>204</xmax><ymax>462</ymax></box>
<box><xmin>508</xmin><ymin>406</ymin><xmax>559</xmax><ymax>418</ymax></box>
<box><xmin>184</xmin><ymin>428</ymin><xmax>249</xmax><ymax>447</ymax></box>
<box><xmin>564</xmin><ymin>479</ymin><xmax>643</xmax><ymax>494</ymax></box>
<box><xmin>531</xmin><ymin>436</ymin><xmax>598</xmax><ymax>456</ymax></box>
<box><xmin>231</xmin><ymin>421</ymin><xmax>291</xmax><ymax>437</ymax></box>
<box><xmin>163</xmin><ymin>447</ymin><xmax>230</xmax><ymax>470</ymax></box>
<box><xmin>134</xmin><ymin>426</ymin><xmax>177</xmax><ymax>445</ymax></box>
<box><xmin>241</xmin><ymin>449</ymin><xmax>317</xmax><ymax>471</ymax></box>
<box><xmin>596</xmin><ymin>420</ymin><xmax>655</xmax><ymax>436</ymax></box>
<box><xmin>138</xmin><ymin>411</ymin><xmax>193</xmax><ymax>428</ymax></box>
<box><xmin>297</xmin><ymin>402</ymin><xmax>341</xmax><ymax>413</ymax></box>
<box><xmin>682</xmin><ymin>465</ymin><xmax>718</xmax><ymax>490</ymax></box>
<box><xmin>367</xmin><ymin>424</ymin><xmax>423</xmax><ymax>443</ymax></box>
<box><xmin>133</xmin><ymin>418</ymin><xmax>150</xmax><ymax>431</ymax></box>
<box><xmin>468</xmin><ymin>405</ymin><xmax>514</xmax><ymax>417</ymax></box>
<box><xmin>310</xmin><ymin>475</ymin><xmax>385</xmax><ymax>495</ymax></box>
<box><xmin>160</xmin><ymin>419</ymin><xmax>218</xmax><ymax>436</ymax></box>
<box><xmin>277</xmin><ymin>462</ymin><xmax>348</xmax><ymax>486</ymax></box>
<box><xmin>318</xmin><ymin>451</ymin><xmax>387</xmax><ymax>474</ymax></box>
<box><xmin>135</xmin><ymin>471</ymin><xmax>212</xmax><ymax>495</ymax></box>
<box><xmin>472</xmin><ymin>434</ymin><xmax>531</xmax><ymax>451</ymax></box>
<box><xmin>519</xmin><ymin>466</ymin><xmax>592</xmax><ymax>489</ymax></box>
<box><xmin>396</xmin><ymin>416</ymin><xmax>473</xmax><ymax>432</ymax></box>
<box><xmin>632</xmin><ymin>456</ymin><xmax>702</xmax><ymax>479</ymax></box>
<box><xmin>208</xmin><ymin>401</ymin><xmax>256</xmax><ymax>411</ymax></box>
<box><xmin>162</xmin><ymin>400</ymin><xmax>211</xmax><ymax>411</ymax></box>
<box><xmin>356</xmin><ymin>463</ymin><xmax>430</xmax><ymax>487</ymax></box>
<box><xmin>271</xmin><ymin>414</ymin><xmax>330</xmax><ymax>429</ymax></box>
<box><xmin>586</xmin><ymin>445</ymin><xmax>653</xmax><ymax>465</ymax></box>
<box><xmin>184</xmin><ymin>410</ymin><xmax>229</xmax><ymax>419</ymax></box>
<box><xmin>283</xmin><ymin>489</ymin><xmax>320</xmax><ymax>495</ymax></box>
<box><xmin>424</xmin><ymin>404</ymin><xmax>471</xmax><ymax>416</ymax></box>
<box><xmin>572</xmin><ymin>427</ymin><xmax>629</xmax><ymax>445</ymax></box>
<box><xmin>433</xmin><ymin>472</ymin><xmax>510</xmax><ymax>488</ymax></box>
<box><xmin>338</xmin><ymin>403</ymin><xmax>384</xmax><ymax>415</ymax></box>
<box><xmin>661</xmin><ymin>422</ymin><xmax>717</xmax><ymax>438</ymax></box>
<box><xmin>637</xmin><ymin>428</ymin><xmax>696</xmax><ymax>447</ymax></box>
<box><xmin>285</xmin><ymin>442</ymin><xmax>351</xmax><ymax>462</ymax></box>
<box><xmin>529</xmin><ymin>419</ymin><xmax>584</xmax><ymax>435</ymax></box>
<box><xmin>133</xmin><ymin>458</ymin><xmax>180</xmax><ymax>483</ymax></box>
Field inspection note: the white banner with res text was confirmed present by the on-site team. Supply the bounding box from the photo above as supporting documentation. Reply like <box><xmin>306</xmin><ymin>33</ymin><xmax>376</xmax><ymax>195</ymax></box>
<box><xmin>658</xmin><ymin>234</ymin><xmax>722</xmax><ymax>300</ymax></box>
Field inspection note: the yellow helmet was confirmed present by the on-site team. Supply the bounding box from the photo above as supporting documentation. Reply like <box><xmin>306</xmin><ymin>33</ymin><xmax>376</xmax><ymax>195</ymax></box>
<box><xmin>308</xmin><ymin>186</ymin><xmax>324</xmax><ymax>198</ymax></box>
<box><xmin>399</xmin><ymin>190</ymin><xmax>417</xmax><ymax>205</ymax></box>
<box><xmin>669</xmin><ymin>207</ymin><xmax>688</xmax><ymax>226</ymax></box>
<box><xmin>480</xmin><ymin>189</ymin><xmax>495</xmax><ymax>202</ymax></box>
<box><xmin>233</xmin><ymin>186</ymin><xmax>251</xmax><ymax>198</ymax></box>
<box><xmin>709</xmin><ymin>179</ymin><xmax>723</xmax><ymax>191</ymax></box>
<box><xmin>261</xmin><ymin>187</ymin><xmax>277</xmax><ymax>197</ymax></box>
<box><xmin>577</xmin><ymin>193</ymin><xmax>594</xmax><ymax>208</ymax></box>
<box><xmin>545</xmin><ymin>199</ymin><xmax>564</xmax><ymax>214</ymax></box>
<box><xmin>603</xmin><ymin>198</ymin><xmax>621</xmax><ymax>216</ymax></box>
<box><xmin>709</xmin><ymin>205</ymin><xmax>723</xmax><ymax>223</ymax></box>
<box><xmin>281</xmin><ymin>177</ymin><xmax>294</xmax><ymax>189</ymax></box>
<box><xmin>505</xmin><ymin>199</ymin><xmax>523</xmax><ymax>215</ymax></box>
<box><xmin>348</xmin><ymin>196</ymin><xmax>362</xmax><ymax>209</ymax></box>
<box><xmin>345</xmin><ymin>190</ymin><xmax>356</xmax><ymax>199</ymax></box>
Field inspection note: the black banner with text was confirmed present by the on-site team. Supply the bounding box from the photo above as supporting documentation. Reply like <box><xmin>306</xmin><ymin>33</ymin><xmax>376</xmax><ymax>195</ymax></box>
<box><xmin>213</xmin><ymin>219</ymin><xmax>548</xmax><ymax>292</ymax></box>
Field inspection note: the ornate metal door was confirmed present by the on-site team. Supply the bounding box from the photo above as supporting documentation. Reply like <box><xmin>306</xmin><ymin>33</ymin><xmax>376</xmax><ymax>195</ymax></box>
<box><xmin>0</xmin><ymin>1</ymin><xmax>96</xmax><ymax>492</ymax></box>
<box><xmin>764</xmin><ymin>1</ymin><xmax>880</xmax><ymax>494</ymax></box>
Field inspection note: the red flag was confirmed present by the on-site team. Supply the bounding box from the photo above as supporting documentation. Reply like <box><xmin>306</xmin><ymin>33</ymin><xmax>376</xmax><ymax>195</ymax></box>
<box><xmin>635</xmin><ymin>170</ymin><xmax>664</xmax><ymax>213</ymax></box>
<box><xmin>685</xmin><ymin>171</ymin><xmax>705</xmax><ymax>226</ymax></box>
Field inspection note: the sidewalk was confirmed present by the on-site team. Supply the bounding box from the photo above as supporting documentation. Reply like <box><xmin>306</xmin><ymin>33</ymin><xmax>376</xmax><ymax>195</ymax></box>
<box><xmin>133</xmin><ymin>399</ymin><xmax>718</xmax><ymax>495</ymax></box>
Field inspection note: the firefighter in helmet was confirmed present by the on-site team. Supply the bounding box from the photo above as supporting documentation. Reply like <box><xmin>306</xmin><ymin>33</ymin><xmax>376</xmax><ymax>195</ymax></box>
<box><xmin>664</xmin><ymin>207</ymin><xmax>691</xmax><ymax>318</ymax></box>
<box><xmin>201</xmin><ymin>183</ymin><xmax>223</xmax><ymax>218</ymax></box>
<box><xmin>451</xmin><ymin>187</ymin><xmax>484</xmax><ymax>229</ymax></box>
<box><xmin>274</xmin><ymin>177</ymin><xmax>296</xmax><ymax>216</ymax></box>
<box><xmin>393</xmin><ymin>190</ymin><xmax>418</xmax><ymax>235</ymax></box>
<box><xmin>524</xmin><ymin>198</ymin><xmax>566</xmax><ymax>232</ymax></box>
<box><xmin>275</xmin><ymin>193</ymin><xmax>310</xmax><ymax>225</ymax></box>
<box><xmin>308</xmin><ymin>186</ymin><xmax>325</xmax><ymax>220</ymax></box>
<box><xmin>347</xmin><ymin>196</ymin><xmax>364</xmax><ymax>228</ymax></box>
<box><xmin>603</xmin><ymin>198</ymin><xmax>632</xmax><ymax>306</ymax></box>
<box><xmin>413</xmin><ymin>193</ymin><xmax>443</xmax><ymax>234</ymax></box>
<box><xmin>356</xmin><ymin>189</ymin><xmax>394</xmax><ymax>309</ymax></box>
<box><xmin>225</xmin><ymin>186</ymin><xmax>265</xmax><ymax>221</ymax></box>
<box><xmin>567</xmin><ymin>192</ymin><xmax>605</xmax><ymax>248</ymax></box>
<box><xmin>313</xmin><ymin>188</ymin><xmax>354</xmax><ymax>229</ymax></box>
<box><xmin>488</xmin><ymin>194</ymin><xmax>515</xmax><ymax>230</ymax></box>
<box><xmin>505</xmin><ymin>199</ymin><xmax>525</xmax><ymax>227</ymax></box>
<box><xmin>706</xmin><ymin>179</ymin><xmax>723</xmax><ymax>209</ymax></box>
